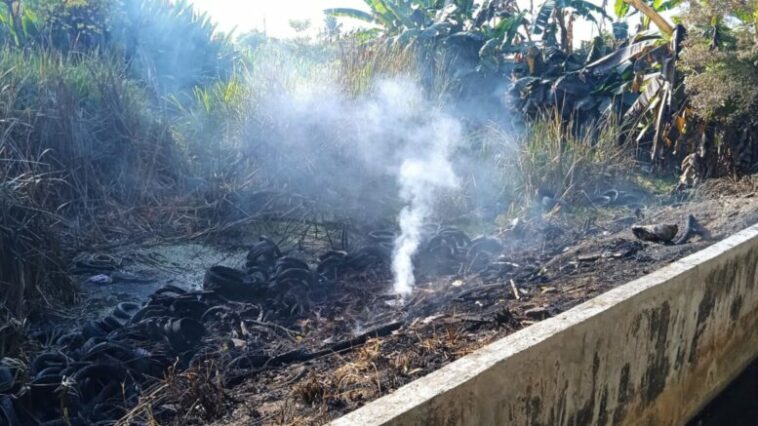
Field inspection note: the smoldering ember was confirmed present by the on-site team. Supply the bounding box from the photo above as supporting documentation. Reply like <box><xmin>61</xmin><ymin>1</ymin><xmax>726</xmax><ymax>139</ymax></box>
<box><xmin>1</xmin><ymin>1</ymin><xmax>757</xmax><ymax>425</ymax></box>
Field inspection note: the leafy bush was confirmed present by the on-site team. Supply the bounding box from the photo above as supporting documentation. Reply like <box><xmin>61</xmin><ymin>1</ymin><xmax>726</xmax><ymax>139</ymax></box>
<box><xmin>681</xmin><ymin>24</ymin><xmax>758</xmax><ymax>126</ymax></box>
<box><xmin>111</xmin><ymin>0</ymin><xmax>237</xmax><ymax>96</ymax></box>
<box><xmin>680</xmin><ymin>0</ymin><xmax>758</xmax><ymax>173</ymax></box>
<box><xmin>0</xmin><ymin>0</ymin><xmax>237</xmax><ymax>97</ymax></box>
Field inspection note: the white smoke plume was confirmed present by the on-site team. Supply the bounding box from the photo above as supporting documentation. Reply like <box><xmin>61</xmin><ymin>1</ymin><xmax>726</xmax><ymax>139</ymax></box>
<box><xmin>392</xmin><ymin>117</ymin><xmax>461</xmax><ymax>296</ymax></box>
<box><xmin>238</xmin><ymin>67</ymin><xmax>469</xmax><ymax>295</ymax></box>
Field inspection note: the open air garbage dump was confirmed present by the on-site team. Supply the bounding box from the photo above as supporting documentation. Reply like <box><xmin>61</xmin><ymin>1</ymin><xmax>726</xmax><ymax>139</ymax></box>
<box><xmin>1</xmin><ymin>0</ymin><xmax>758</xmax><ymax>424</ymax></box>
<box><xmin>6</xmin><ymin>195</ymin><xmax>755</xmax><ymax>425</ymax></box>
<box><xmin>2</xmin><ymin>227</ymin><xmax>517</xmax><ymax>424</ymax></box>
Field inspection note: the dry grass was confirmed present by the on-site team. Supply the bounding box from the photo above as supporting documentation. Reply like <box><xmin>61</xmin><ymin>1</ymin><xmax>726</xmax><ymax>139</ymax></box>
<box><xmin>292</xmin><ymin>375</ymin><xmax>327</xmax><ymax>406</ymax></box>
<box><xmin>0</xmin><ymin>48</ymin><xmax>196</xmax><ymax>337</ymax></box>
<box><xmin>0</xmin><ymin>310</ymin><xmax>27</xmax><ymax>358</ymax></box>
<box><xmin>336</xmin><ymin>37</ymin><xmax>422</xmax><ymax>97</ymax></box>
<box><xmin>0</xmin><ymin>175</ymin><xmax>75</xmax><ymax>324</ymax></box>
<box><xmin>286</xmin><ymin>337</ymin><xmax>388</xmax><ymax>421</ymax></box>
<box><xmin>512</xmin><ymin>113</ymin><xmax>635</xmax><ymax>210</ymax></box>
<box><xmin>117</xmin><ymin>359</ymin><xmax>230</xmax><ymax>426</ymax></box>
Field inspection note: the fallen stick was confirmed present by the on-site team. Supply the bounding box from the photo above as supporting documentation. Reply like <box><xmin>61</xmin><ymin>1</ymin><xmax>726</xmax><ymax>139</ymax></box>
<box><xmin>248</xmin><ymin>320</ymin><xmax>299</xmax><ymax>342</ymax></box>
<box><xmin>510</xmin><ymin>279</ymin><xmax>520</xmax><ymax>300</ymax></box>
<box><xmin>454</xmin><ymin>283</ymin><xmax>507</xmax><ymax>301</ymax></box>
<box><xmin>328</xmin><ymin>321</ymin><xmax>404</xmax><ymax>353</ymax></box>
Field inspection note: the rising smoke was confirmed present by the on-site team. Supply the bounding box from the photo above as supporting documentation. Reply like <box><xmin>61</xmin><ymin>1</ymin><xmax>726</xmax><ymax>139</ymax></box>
<box><xmin>392</xmin><ymin>120</ymin><xmax>461</xmax><ymax>296</ymax></box>
<box><xmin>238</xmin><ymin>55</ymin><xmax>499</xmax><ymax>296</ymax></box>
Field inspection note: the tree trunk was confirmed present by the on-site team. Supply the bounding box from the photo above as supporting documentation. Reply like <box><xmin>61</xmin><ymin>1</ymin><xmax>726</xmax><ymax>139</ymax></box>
<box><xmin>566</xmin><ymin>12</ymin><xmax>574</xmax><ymax>53</ymax></box>
<box><xmin>555</xmin><ymin>9</ymin><xmax>569</xmax><ymax>53</ymax></box>
<box><xmin>623</xmin><ymin>0</ymin><xmax>674</xmax><ymax>36</ymax></box>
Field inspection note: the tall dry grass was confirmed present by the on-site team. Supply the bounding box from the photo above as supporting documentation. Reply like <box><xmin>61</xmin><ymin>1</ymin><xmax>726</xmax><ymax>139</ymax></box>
<box><xmin>0</xmin><ymin>48</ymin><xmax>188</xmax><ymax>323</ymax></box>
<box><xmin>512</xmin><ymin>113</ymin><xmax>635</xmax><ymax>208</ymax></box>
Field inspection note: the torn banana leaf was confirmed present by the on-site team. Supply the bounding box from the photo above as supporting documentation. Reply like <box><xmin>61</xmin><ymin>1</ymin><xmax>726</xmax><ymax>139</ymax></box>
<box><xmin>625</xmin><ymin>73</ymin><xmax>665</xmax><ymax>118</ymax></box>
<box><xmin>584</xmin><ymin>39</ymin><xmax>659</xmax><ymax>75</ymax></box>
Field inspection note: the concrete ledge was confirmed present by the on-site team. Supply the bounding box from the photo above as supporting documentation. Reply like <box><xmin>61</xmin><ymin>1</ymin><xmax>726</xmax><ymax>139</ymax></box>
<box><xmin>333</xmin><ymin>224</ymin><xmax>758</xmax><ymax>426</ymax></box>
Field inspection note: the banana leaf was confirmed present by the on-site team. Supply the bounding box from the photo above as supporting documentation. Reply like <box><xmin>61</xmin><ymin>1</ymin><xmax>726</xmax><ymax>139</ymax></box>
<box><xmin>651</xmin><ymin>82</ymin><xmax>671</xmax><ymax>159</ymax></box>
<box><xmin>479</xmin><ymin>37</ymin><xmax>500</xmax><ymax>58</ymax></box>
<box><xmin>552</xmin><ymin>72</ymin><xmax>587</xmax><ymax>95</ymax></box>
<box><xmin>512</xmin><ymin>76</ymin><xmax>541</xmax><ymax>91</ymax></box>
<box><xmin>531</xmin><ymin>0</ymin><xmax>555</xmax><ymax>35</ymax></box>
<box><xmin>652</xmin><ymin>0</ymin><xmax>683</xmax><ymax>12</ymax></box>
<box><xmin>625</xmin><ymin>73</ymin><xmax>664</xmax><ymax>118</ymax></box>
<box><xmin>361</xmin><ymin>0</ymin><xmax>400</xmax><ymax>30</ymax></box>
<box><xmin>421</xmin><ymin>21</ymin><xmax>453</xmax><ymax>38</ymax></box>
<box><xmin>20</xmin><ymin>8</ymin><xmax>38</xmax><ymax>41</ymax></box>
<box><xmin>497</xmin><ymin>12</ymin><xmax>527</xmax><ymax>51</ymax></box>
<box><xmin>512</xmin><ymin>76</ymin><xmax>541</xmax><ymax>94</ymax></box>
<box><xmin>473</xmin><ymin>0</ymin><xmax>497</xmax><ymax>27</ymax></box>
<box><xmin>443</xmin><ymin>31</ymin><xmax>486</xmax><ymax>51</ymax></box>
<box><xmin>612</xmin><ymin>22</ymin><xmax>629</xmax><ymax>39</ymax></box>
<box><xmin>569</xmin><ymin>0</ymin><xmax>611</xmax><ymax>20</ymax></box>
<box><xmin>396</xmin><ymin>27</ymin><xmax>422</xmax><ymax>45</ymax></box>
<box><xmin>409</xmin><ymin>8</ymin><xmax>431</xmax><ymax>26</ymax></box>
<box><xmin>583</xmin><ymin>38</ymin><xmax>659</xmax><ymax>75</ymax></box>
<box><xmin>324</xmin><ymin>8</ymin><xmax>377</xmax><ymax>23</ymax></box>
<box><xmin>383</xmin><ymin>0</ymin><xmax>417</xmax><ymax>28</ymax></box>
<box><xmin>455</xmin><ymin>0</ymin><xmax>475</xmax><ymax>14</ymax></box>
<box><xmin>574</xmin><ymin>95</ymin><xmax>600</xmax><ymax>111</ymax></box>
<box><xmin>435</xmin><ymin>3</ymin><xmax>461</xmax><ymax>23</ymax></box>
<box><xmin>614</xmin><ymin>0</ymin><xmax>630</xmax><ymax>17</ymax></box>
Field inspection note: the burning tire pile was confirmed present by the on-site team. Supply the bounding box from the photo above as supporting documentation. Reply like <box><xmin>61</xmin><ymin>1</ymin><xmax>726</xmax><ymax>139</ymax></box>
<box><xmin>0</xmin><ymin>227</ymin><xmax>522</xmax><ymax>425</ymax></box>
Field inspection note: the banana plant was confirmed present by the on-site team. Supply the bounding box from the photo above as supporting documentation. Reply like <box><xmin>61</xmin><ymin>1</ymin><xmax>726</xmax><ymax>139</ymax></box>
<box><xmin>531</xmin><ymin>0</ymin><xmax>611</xmax><ymax>52</ymax></box>
<box><xmin>327</xmin><ymin>0</ymin><xmax>526</xmax><ymax>59</ymax></box>
<box><xmin>325</xmin><ymin>0</ymin><xmax>433</xmax><ymax>34</ymax></box>
<box><xmin>510</xmin><ymin>24</ymin><xmax>687</xmax><ymax>165</ymax></box>
<box><xmin>326</xmin><ymin>1</ymin><xmax>521</xmax><ymax>38</ymax></box>
<box><xmin>614</xmin><ymin>0</ymin><xmax>681</xmax><ymax>17</ymax></box>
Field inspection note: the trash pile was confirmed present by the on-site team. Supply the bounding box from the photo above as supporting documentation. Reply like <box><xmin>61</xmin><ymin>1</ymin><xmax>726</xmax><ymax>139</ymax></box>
<box><xmin>0</xmin><ymin>226</ymin><xmax>527</xmax><ymax>425</ymax></box>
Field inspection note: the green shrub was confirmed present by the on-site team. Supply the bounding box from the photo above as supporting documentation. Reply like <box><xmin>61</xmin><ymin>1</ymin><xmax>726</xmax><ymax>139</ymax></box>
<box><xmin>679</xmin><ymin>0</ymin><xmax>758</xmax><ymax>173</ymax></box>
<box><xmin>1</xmin><ymin>0</ymin><xmax>237</xmax><ymax>97</ymax></box>
<box><xmin>681</xmin><ymin>2</ymin><xmax>758</xmax><ymax>126</ymax></box>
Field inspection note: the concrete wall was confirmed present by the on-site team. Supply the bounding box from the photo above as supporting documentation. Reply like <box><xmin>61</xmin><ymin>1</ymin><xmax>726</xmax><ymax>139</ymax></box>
<box><xmin>333</xmin><ymin>224</ymin><xmax>758</xmax><ymax>426</ymax></box>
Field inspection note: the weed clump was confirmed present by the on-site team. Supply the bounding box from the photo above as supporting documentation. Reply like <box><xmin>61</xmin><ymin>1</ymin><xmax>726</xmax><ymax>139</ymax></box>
<box><xmin>513</xmin><ymin>114</ymin><xmax>634</xmax><ymax>211</ymax></box>
<box><xmin>0</xmin><ymin>49</ymin><xmax>186</xmax><ymax>323</ymax></box>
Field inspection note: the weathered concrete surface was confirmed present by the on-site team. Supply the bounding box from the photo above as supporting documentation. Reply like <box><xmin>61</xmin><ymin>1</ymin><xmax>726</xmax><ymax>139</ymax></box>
<box><xmin>333</xmin><ymin>224</ymin><xmax>758</xmax><ymax>426</ymax></box>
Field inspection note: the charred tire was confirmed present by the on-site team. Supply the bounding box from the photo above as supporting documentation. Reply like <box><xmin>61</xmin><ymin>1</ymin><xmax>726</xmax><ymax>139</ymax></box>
<box><xmin>203</xmin><ymin>266</ymin><xmax>264</xmax><ymax>301</ymax></box>
<box><xmin>0</xmin><ymin>395</ymin><xmax>20</xmax><ymax>426</ymax></box>
<box><xmin>112</xmin><ymin>302</ymin><xmax>141</xmax><ymax>322</ymax></box>
<box><xmin>164</xmin><ymin>318</ymin><xmax>205</xmax><ymax>353</ymax></box>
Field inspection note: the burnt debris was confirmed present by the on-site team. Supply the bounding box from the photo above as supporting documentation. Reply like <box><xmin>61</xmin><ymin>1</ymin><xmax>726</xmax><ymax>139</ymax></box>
<box><xmin>0</xmin><ymin>226</ymin><xmax>523</xmax><ymax>425</ymax></box>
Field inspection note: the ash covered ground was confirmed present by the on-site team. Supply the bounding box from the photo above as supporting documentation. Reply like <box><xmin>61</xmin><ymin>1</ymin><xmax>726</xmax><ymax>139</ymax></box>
<box><xmin>5</xmin><ymin>178</ymin><xmax>758</xmax><ymax>426</ymax></box>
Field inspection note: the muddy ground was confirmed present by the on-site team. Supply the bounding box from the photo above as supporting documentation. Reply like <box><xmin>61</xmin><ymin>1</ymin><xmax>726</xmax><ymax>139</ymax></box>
<box><xmin>29</xmin><ymin>178</ymin><xmax>758</xmax><ymax>426</ymax></box>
